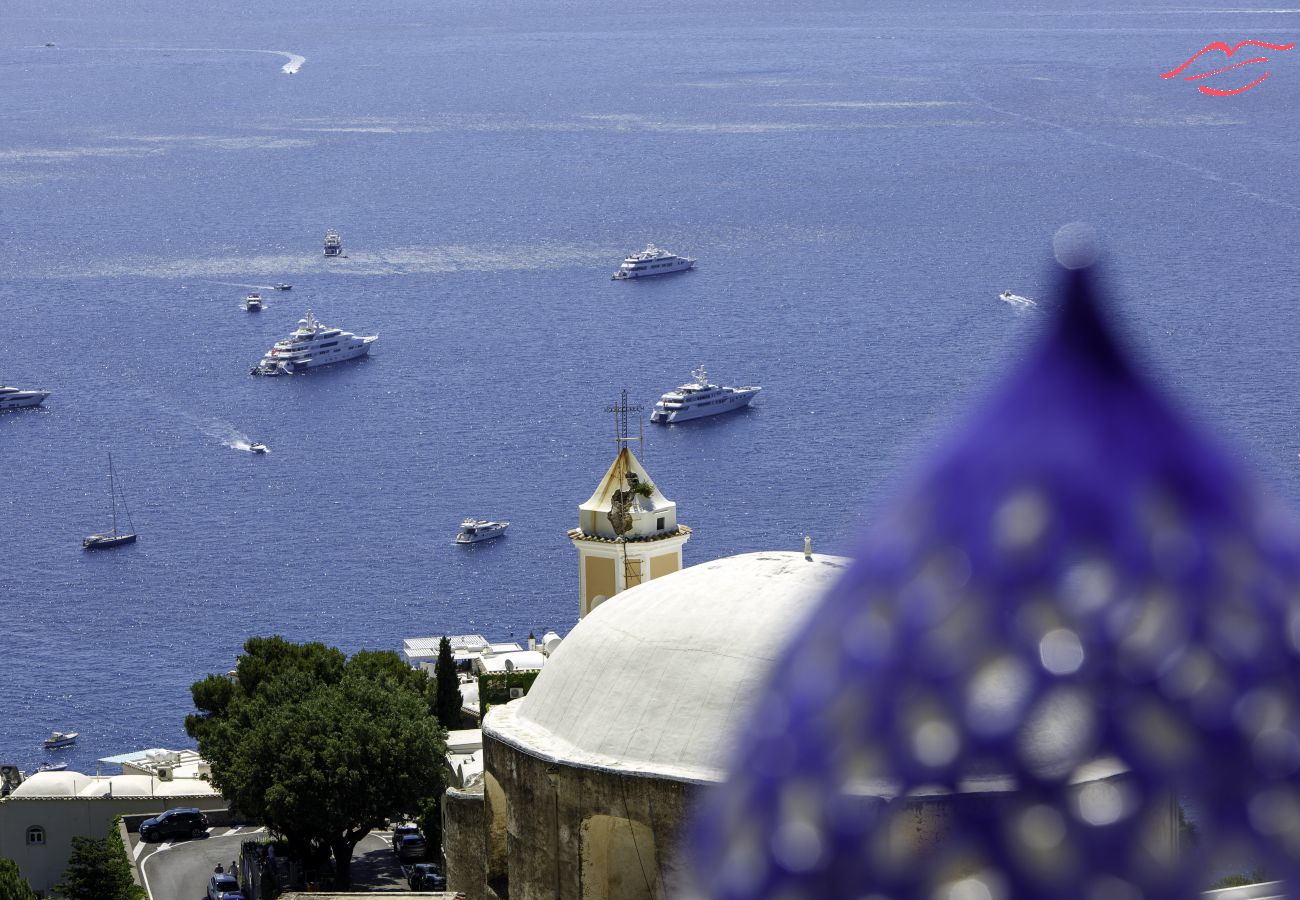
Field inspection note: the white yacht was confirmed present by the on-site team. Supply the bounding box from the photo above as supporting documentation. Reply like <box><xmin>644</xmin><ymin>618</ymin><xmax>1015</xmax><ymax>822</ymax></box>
<box><xmin>0</xmin><ymin>385</ymin><xmax>49</xmax><ymax>410</ymax></box>
<box><xmin>251</xmin><ymin>310</ymin><xmax>377</xmax><ymax>376</ymax></box>
<box><xmin>244</xmin><ymin>293</ymin><xmax>263</xmax><ymax>311</ymax></box>
<box><xmin>612</xmin><ymin>245</ymin><xmax>695</xmax><ymax>280</ymax></box>
<box><xmin>456</xmin><ymin>519</ymin><xmax>509</xmax><ymax>544</ymax></box>
<box><xmin>324</xmin><ymin>230</ymin><xmax>343</xmax><ymax>257</ymax></box>
<box><xmin>650</xmin><ymin>366</ymin><xmax>761</xmax><ymax>424</ymax></box>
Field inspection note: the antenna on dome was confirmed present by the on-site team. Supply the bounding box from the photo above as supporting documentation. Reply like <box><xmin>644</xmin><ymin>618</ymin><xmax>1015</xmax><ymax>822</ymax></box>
<box><xmin>606</xmin><ymin>389</ymin><xmax>645</xmax><ymax>463</ymax></box>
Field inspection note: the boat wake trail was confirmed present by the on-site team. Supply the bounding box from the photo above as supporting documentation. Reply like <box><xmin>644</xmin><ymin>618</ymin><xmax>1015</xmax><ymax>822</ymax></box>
<box><xmin>275</xmin><ymin>52</ymin><xmax>305</xmax><ymax>74</ymax></box>
<box><xmin>61</xmin><ymin>46</ymin><xmax>305</xmax><ymax>75</ymax></box>
<box><xmin>999</xmin><ymin>291</ymin><xmax>1037</xmax><ymax>308</ymax></box>
<box><xmin>202</xmin><ymin>280</ymin><xmax>277</xmax><ymax>291</ymax></box>
<box><xmin>182</xmin><ymin>414</ymin><xmax>258</xmax><ymax>451</ymax></box>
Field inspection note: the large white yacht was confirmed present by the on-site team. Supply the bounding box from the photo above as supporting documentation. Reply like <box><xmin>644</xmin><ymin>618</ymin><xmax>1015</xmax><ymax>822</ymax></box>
<box><xmin>650</xmin><ymin>366</ymin><xmax>760</xmax><ymax>424</ymax></box>
<box><xmin>324</xmin><ymin>230</ymin><xmax>343</xmax><ymax>257</ymax></box>
<box><xmin>612</xmin><ymin>244</ymin><xmax>695</xmax><ymax>280</ymax></box>
<box><xmin>0</xmin><ymin>385</ymin><xmax>49</xmax><ymax>410</ymax></box>
<box><xmin>251</xmin><ymin>310</ymin><xmax>377</xmax><ymax>376</ymax></box>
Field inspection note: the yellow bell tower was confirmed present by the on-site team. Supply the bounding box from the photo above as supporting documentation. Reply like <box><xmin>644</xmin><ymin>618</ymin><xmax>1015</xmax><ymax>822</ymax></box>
<box><xmin>568</xmin><ymin>445</ymin><xmax>691</xmax><ymax>619</ymax></box>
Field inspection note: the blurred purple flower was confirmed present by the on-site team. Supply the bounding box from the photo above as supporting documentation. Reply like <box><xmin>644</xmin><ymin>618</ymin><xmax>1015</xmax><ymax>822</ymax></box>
<box><xmin>690</xmin><ymin>267</ymin><xmax>1300</xmax><ymax>899</ymax></box>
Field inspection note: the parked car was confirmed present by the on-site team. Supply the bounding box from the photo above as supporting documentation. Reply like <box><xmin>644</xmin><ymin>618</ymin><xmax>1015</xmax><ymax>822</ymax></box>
<box><xmin>138</xmin><ymin>807</ymin><xmax>209</xmax><ymax>842</ymax></box>
<box><xmin>391</xmin><ymin>823</ymin><xmax>422</xmax><ymax>852</ymax></box>
<box><xmin>408</xmin><ymin>862</ymin><xmax>446</xmax><ymax>890</ymax></box>
<box><xmin>394</xmin><ymin>832</ymin><xmax>428</xmax><ymax>861</ymax></box>
<box><xmin>207</xmin><ymin>872</ymin><xmax>243</xmax><ymax>900</ymax></box>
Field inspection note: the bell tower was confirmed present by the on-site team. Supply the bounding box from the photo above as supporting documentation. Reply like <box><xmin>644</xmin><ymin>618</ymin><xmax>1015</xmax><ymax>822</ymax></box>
<box><xmin>568</xmin><ymin>394</ymin><xmax>691</xmax><ymax>618</ymax></box>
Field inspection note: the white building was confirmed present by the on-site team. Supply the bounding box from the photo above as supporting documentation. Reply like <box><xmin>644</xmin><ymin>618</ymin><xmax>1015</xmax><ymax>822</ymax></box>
<box><xmin>0</xmin><ymin>768</ymin><xmax>223</xmax><ymax>894</ymax></box>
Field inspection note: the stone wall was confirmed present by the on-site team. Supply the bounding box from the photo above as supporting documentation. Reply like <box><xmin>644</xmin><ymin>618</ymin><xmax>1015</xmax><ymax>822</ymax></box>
<box><xmin>444</xmin><ymin>780</ymin><xmax>488</xmax><ymax>900</ymax></box>
<box><xmin>483</xmin><ymin>733</ymin><xmax>693</xmax><ymax>900</ymax></box>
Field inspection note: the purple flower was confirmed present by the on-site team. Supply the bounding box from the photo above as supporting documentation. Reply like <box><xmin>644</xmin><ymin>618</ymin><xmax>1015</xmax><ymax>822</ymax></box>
<box><xmin>690</xmin><ymin>267</ymin><xmax>1300</xmax><ymax>899</ymax></box>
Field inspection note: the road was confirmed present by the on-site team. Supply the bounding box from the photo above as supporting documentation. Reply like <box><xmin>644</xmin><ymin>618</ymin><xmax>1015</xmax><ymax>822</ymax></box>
<box><xmin>138</xmin><ymin>828</ymin><xmax>406</xmax><ymax>900</ymax></box>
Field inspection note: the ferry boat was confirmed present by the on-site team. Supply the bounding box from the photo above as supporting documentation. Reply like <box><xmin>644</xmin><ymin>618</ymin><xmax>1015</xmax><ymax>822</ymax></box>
<box><xmin>455</xmin><ymin>519</ymin><xmax>509</xmax><ymax>544</ymax></box>
<box><xmin>612</xmin><ymin>245</ymin><xmax>694</xmax><ymax>280</ymax></box>
<box><xmin>324</xmin><ymin>230</ymin><xmax>343</xmax><ymax>257</ymax></box>
<box><xmin>251</xmin><ymin>310</ymin><xmax>377</xmax><ymax>376</ymax></box>
<box><xmin>649</xmin><ymin>366</ymin><xmax>761</xmax><ymax>424</ymax></box>
<box><xmin>0</xmin><ymin>385</ymin><xmax>49</xmax><ymax>410</ymax></box>
<box><xmin>244</xmin><ymin>293</ymin><xmax>263</xmax><ymax>311</ymax></box>
<box><xmin>43</xmin><ymin>731</ymin><xmax>77</xmax><ymax>749</ymax></box>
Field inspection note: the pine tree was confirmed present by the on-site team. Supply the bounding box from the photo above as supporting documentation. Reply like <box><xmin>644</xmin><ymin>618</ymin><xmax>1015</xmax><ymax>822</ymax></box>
<box><xmin>52</xmin><ymin>820</ymin><xmax>143</xmax><ymax>900</ymax></box>
<box><xmin>0</xmin><ymin>858</ymin><xmax>36</xmax><ymax>900</ymax></box>
<box><xmin>434</xmin><ymin>635</ymin><xmax>463</xmax><ymax>729</ymax></box>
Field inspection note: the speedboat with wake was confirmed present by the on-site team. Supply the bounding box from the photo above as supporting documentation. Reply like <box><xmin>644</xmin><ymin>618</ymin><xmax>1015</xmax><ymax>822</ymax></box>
<box><xmin>251</xmin><ymin>310</ymin><xmax>377</xmax><ymax>376</ymax></box>
<box><xmin>650</xmin><ymin>366</ymin><xmax>761</xmax><ymax>424</ymax></box>
<box><xmin>249</xmin><ymin>443</ymin><xmax>268</xmax><ymax>454</ymax></box>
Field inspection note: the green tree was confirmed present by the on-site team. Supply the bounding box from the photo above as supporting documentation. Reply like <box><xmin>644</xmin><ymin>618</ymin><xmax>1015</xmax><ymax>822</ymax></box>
<box><xmin>51</xmin><ymin>820</ymin><xmax>143</xmax><ymax>900</ymax></box>
<box><xmin>187</xmin><ymin>637</ymin><xmax>446</xmax><ymax>889</ymax></box>
<box><xmin>433</xmin><ymin>636</ymin><xmax>463</xmax><ymax>729</ymax></box>
<box><xmin>0</xmin><ymin>858</ymin><xmax>36</xmax><ymax>900</ymax></box>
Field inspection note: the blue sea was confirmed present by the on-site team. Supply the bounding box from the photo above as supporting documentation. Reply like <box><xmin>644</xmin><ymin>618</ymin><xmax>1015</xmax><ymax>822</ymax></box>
<box><xmin>2</xmin><ymin>0</ymin><xmax>1298</xmax><ymax>773</ymax></box>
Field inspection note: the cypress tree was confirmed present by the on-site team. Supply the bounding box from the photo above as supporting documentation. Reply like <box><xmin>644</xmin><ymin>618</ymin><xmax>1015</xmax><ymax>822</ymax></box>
<box><xmin>434</xmin><ymin>636</ymin><xmax>463</xmax><ymax>729</ymax></box>
<box><xmin>0</xmin><ymin>858</ymin><xmax>36</xmax><ymax>900</ymax></box>
<box><xmin>53</xmin><ymin>820</ymin><xmax>143</xmax><ymax>900</ymax></box>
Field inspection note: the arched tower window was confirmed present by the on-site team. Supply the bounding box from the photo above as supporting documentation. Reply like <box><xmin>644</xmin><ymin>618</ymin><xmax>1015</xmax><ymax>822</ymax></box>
<box><xmin>26</xmin><ymin>826</ymin><xmax>45</xmax><ymax>846</ymax></box>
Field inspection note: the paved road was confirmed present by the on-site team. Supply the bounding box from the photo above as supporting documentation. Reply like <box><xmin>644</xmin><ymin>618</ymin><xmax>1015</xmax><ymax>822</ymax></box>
<box><xmin>138</xmin><ymin>828</ymin><xmax>406</xmax><ymax>900</ymax></box>
<box><xmin>138</xmin><ymin>826</ymin><xmax>263</xmax><ymax>900</ymax></box>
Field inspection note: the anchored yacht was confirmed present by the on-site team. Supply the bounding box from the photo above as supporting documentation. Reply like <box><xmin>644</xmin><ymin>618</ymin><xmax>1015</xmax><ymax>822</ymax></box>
<box><xmin>0</xmin><ymin>385</ymin><xmax>49</xmax><ymax>410</ymax></box>
<box><xmin>455</xmin><ymin>519</ymin><xmax>509</xmax><ymax>544</ymax></box>
<box><xmin>612</xmin><ymin>245</ymin><xmax>694</xmax><ymax>280</ymax></box>
<box><xmin>324</xmin><ymin>230</ymin><xmax>343</xmax><ymax>257</ymax></box>
<box><xmin>251</xmin><ymin>310</ymin><xmax>377</xmax><ymax>376</ymax></box>
<box><xmin>650</xmin><ymin>366</ymin><xmax>760</xmax><ymax>424</ymax></box>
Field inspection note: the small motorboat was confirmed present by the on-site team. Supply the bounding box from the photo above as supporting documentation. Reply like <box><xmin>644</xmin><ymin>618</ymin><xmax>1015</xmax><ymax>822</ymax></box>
<box><xmin>999</xmin><ymin>290</ymin><xmax>1014</xmax><ymax>301</ymax></box>
<box><xmin>249</xmin><ymin>443</ymin><xmax>268</xmax><ymax>454</ymax></box>
<box><xmin>274</xmin><ymin>283</ymin><xmax>292</xmax><ymax>291</ymax></box>
<box><xmin>36</xmin><ymin>762</ymin><xmax>68</xmax><ymax>772</ymax></box>
<box><xmin>244</xmin><ymin>293</ymin><xmax>263</xmax><ymax>311</ymax></box>
<box><xmin>43</xmin><ymin>731</ymin><xmax>77</xmax><ymax>749</ymax></box>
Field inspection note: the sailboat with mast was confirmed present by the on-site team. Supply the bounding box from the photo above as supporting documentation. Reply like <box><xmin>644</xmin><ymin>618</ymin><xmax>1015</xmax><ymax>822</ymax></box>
<box><xmin>83</xmin><ymin>453</ymin><xmax>137</xmax><ymax>550</ymax></box>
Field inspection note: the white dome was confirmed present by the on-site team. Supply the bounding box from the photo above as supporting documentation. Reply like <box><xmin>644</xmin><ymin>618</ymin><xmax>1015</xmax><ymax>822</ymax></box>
<box><xmin>11</xmin><ymin>771</ymin><xmax>91</xmax><ymax>797</ymax></box>
<box><xmin>485</xmin><ymin>551</ymin><xmax>849</xmax><ymax>783</ymax></box>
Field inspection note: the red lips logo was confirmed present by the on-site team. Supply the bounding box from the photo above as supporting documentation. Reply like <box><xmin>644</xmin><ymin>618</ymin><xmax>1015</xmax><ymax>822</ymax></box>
<box><xmin>1161</xmin><ymin>39</ymin><xmax>1296</xmax><ymax>96</ymax></box>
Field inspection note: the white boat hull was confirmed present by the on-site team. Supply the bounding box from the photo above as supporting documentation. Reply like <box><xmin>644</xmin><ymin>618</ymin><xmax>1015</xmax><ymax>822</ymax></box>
<box><xmin>0</xmin><ymin>392</ymin><xmax>49</xmax><ymax>410</ymax></box>
<box><xmin>456</xmin><ymin>522</ymin><xmax>509</xmax><ymax>543</ymax></box>
<box><xmin>254</xmin><ymin>336</ymin><xmax>376</xmax><ymax>376</ymax></box>
<box><xmin>613</xmin><ymin>258</ymin><xmax>694</xmax><ymax>279</ymax></box>
<box><xmin>651</xmin><ymin>388</ymin><xmax>759</xmax><ymax>423</ymax></box>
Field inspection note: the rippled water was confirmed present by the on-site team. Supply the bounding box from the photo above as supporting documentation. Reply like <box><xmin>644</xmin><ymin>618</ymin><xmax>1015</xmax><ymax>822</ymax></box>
<box><xmin>2</xmin><ymin>0</ymin><xmax>1298</xmax><ymax>772</ymax></box>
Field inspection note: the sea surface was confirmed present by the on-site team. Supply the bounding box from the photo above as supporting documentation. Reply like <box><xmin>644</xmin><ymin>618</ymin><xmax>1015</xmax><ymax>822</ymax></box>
<box><xmin>2</xmin><ymin>0</ymin><xmax>1298</xmax><ymax>773</ymax></box>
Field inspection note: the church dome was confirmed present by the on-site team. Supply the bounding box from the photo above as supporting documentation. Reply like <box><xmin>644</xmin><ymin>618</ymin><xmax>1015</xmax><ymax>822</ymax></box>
<box><xmin>484</xmin><ymin>551</ymin><xmax>850</xmax><ymax>783</ymax></box>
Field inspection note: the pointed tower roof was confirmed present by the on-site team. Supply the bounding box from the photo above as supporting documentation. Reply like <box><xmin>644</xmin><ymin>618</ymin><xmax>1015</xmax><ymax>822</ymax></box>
<box><xmin>574</xmin><ymin>447</ymin><xmax>683</xmax><ymax>541</ymax></box>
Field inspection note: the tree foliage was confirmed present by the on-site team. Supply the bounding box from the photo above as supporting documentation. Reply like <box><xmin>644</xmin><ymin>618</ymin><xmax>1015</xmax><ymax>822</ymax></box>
<box><xmin>433</xmin><ymin>636</ymin><xmax>463</xmax><ymax>729</ymax></box>
<box><xmin>52</xmin><ymin>820</ymin><xmax>143</xmax><ymax>900</ymax></box>
<box><xmin>186</xmin><ymin>637</ymin><xmax>446</xmax><ymax>888</ymax></box>
<box><xmin>0</xmin><ymin>858</ymin><xmax>36</xmax><ymax>900</ymax></box>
